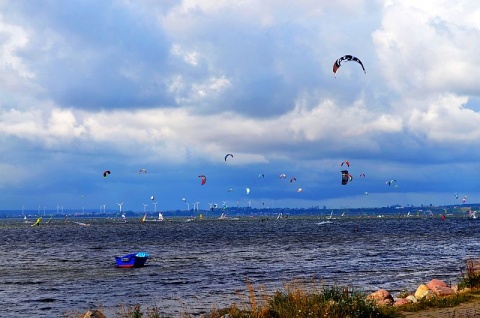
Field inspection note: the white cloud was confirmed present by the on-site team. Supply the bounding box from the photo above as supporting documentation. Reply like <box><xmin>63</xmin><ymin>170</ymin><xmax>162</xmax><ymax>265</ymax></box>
<box><xmin>0</xmin><ymin>16</ymin><xmax>34</xmax><ymax>80</ymax></box>
<box><xmin>407</xmin><ymin>93</ymin><xmax>480</xmax><ymax>143</ymax></box>
<box><xmin>373</xmin><ymin>0</ymin><xmax>480</xmax><ymax>95</ymax></box>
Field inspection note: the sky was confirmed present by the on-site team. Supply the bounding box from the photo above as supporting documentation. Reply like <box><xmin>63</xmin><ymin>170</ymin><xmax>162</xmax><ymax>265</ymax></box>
<box><xmin>1</xmin><ymin>0</ymin><xmax>480</xmax><ymax>213</ymax></box>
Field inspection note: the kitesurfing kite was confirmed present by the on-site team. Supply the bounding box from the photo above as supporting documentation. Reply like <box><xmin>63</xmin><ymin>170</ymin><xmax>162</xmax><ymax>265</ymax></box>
<box><xmin>258</xmin><ymin>173</ymin><xmax>264</xmax><ymax>178</ymax></box>
<box><xmin>386</xmin><ymin>179</ymin><xmax>397</xmax><ymax>186</ymax></box>
<box><xmin>198</xmin><ymin>175</ymin><xmax>207</xmax><ymax>185</ymax></box>
<box><xmin>359</xmin><ymin>173</ymin><xmax>366</xmax><ymax>178</ymax></box>
<box><xmin>297</xmin><ymin>188</ymin><xmax>303</xmax><ymax>193</ymax></box>
<box><xmin>138</xmin><ymin>168</ymin><xmax>147</xmax><ymax>174</ymax></box>
<box><xmin>341</xmin><ymin>160</ymin><xmax>350</xmax><ymax>167</ymax></box>
<box><xmin>224</xmin><ymin>153</ymin><xmax>233</xmax><ymax>162</ymax></box>
<box><xmin>150</xmin><ymin>195</ymin><xmax>155</xmax><ymax>201</ymax></box>
<box><xmin>279</xmin><ymin>174</ymin><xmax>287</xmax><ymax>179</ymax></box>
<box><xmin>333</xmin><ymin>55</ymin><xmax>366</xmax><ymax>77</ymax></box>
<box><xmin>103</xmin><ymin>170</ymin><xmax>111</xmax><ymax>178</ymax></box>
<box><xmin>246</xmin><ymin>188</ymin><xmax>250</xmax><ymax>194</ymax></box>
<box><xmin>341</xmin><ymin>170</ymin><xmax>353</xmax><ymax>185</ymax></box>
<box><xmin>290</xmin><ymin>177</ymin><xmax>296</xmax><ymax>183</ymax></box>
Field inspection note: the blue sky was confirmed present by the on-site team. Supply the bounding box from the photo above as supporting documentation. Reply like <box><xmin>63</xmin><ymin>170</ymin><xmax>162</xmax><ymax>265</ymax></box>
<box><xmin>1</xmin><ymin>0</ymin><xmax>480</xmax><ymax>212</ymax></box>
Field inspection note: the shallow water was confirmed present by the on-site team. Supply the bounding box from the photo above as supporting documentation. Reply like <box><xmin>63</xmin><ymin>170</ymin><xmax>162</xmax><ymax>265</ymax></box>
<box><xmin>0</xmin><ymin>216</ymin><xmax>479</xmax><ymax>317</ymax></box>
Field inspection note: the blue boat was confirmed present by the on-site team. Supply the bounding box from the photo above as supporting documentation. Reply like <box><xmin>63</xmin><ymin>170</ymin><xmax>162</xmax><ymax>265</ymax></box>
<box><xmin>115</xmin><ymin>252</ymin><xmax>149</xmax><ymax>268</ymax></box>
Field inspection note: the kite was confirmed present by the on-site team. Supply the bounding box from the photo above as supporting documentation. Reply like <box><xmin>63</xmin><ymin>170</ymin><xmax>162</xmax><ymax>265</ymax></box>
<box><xmin>103</xmin><ymin>170</ymin><xmax>111</xmax><ymax>178</ymax></box>
<box><xmin>224</xmin><ymin>153</ymin><xmax>233</xmax><ymax>162</ymax></box>
<box><xmin>341</xmin><ymin>160</ymin><xmax>350</xmax><ymax>167</ymax></box>
<box><xmin>386</xmin><ymin>179</ymin><xmax>397</xmax><ymax>186</ymax></box>
<box><xmin>246</xmin><ymin>188</ymin><xmax>250</xmax><ymax>194</ymax></box>
<box><xmin>333</xmin><ymin>55</ymin><xmax>366</xmax><ymax>77</ymax></box>
<box><xmin>290</xmin><ymin>177</ymin><xmax>296</xmax><ymax>183</ymax></box>
<box><xmin>198</xmin><ymin>175</ymin><xmax>207</xmax><ymax>185</ymax></box>
<box><xmin>341</xmin><ymin>170</ymin><xmax>353</xmax><ymax>185</ymax></box>
<box><xmin>138</xmin><ymin>169</ymin><xmax>147</xmax><ymax>174</ymax></box>
<box><xmin>279</xmin><ymin>174</ymin><xmax>287</xmax><ymax>179</ymax></box>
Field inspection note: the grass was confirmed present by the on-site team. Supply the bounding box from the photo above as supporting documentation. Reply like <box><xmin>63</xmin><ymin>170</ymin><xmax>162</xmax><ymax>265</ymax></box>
<box><xmin>459</xmin><ymin>258</ymin><xmax>480</xmax><ymax>289</ymax></box>
<box><xmin>69</xmin><ymin>258</ymin><xmax>480</xmax><ymax>318</ymax></box>
<box><xmin>203</xmin><ymin>280</ymin><xmax>401</xmax><ymax>318</ymax></box>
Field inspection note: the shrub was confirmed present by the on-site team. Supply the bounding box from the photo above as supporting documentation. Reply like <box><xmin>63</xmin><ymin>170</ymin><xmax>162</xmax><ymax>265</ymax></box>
<box><xmin>459</xmin><ymin>258</ymin><xmax>480</xmax><ymax>289</ymax></box>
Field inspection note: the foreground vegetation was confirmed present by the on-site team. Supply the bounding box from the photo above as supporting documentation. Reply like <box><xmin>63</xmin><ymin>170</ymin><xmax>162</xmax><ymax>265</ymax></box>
<box><xmin>69</xmin><ymin>258</ymin><xmax>480</xmax><ymax>318</ymax></box>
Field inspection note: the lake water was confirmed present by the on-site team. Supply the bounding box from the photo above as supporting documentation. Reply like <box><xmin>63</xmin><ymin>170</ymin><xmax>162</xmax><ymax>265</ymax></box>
<box><xmin>0</xmin><ymin>215</ymin><xmax>479</xmax><ymax>317</ymax></box>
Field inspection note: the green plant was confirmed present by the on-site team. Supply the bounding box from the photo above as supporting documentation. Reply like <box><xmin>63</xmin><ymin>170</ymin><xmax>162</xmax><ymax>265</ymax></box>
<box><xmin>206</xmin><ymin>282</ymin><xmax>401</xmax><ymax>318</ymax></box>
<box><xmin>459</xmin><ymin>258</ymin><xmax>480</xmax><ymax>289</ymax></box>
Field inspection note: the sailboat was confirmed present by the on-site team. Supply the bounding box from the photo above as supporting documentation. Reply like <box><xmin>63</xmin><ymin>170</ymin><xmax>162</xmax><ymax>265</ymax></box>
<box><xmin>219</xmin><ymin>213</ymin><xmax>227</xmax><ymax>220</ymax></box>
<box><xmin>140</xmin><ymin>213</ymin><xmax>147</xmax><ymax>223</ymax></box>
<box><xmin>326</xmin><ymin>211</ymin><xmax>336</xmax><ymax>220</ymax></box>
<box><xmin>31</xmin><ymin>216</ymin><xmax>42</xmax><ymax>227</ymax></box>
<box><xmin>158</xmin><ymin>212</ymin><xmax>164</xmax><ymax>221</ymax></box>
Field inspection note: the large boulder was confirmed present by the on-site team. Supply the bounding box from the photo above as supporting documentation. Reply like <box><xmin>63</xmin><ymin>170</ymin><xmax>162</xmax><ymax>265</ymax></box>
<box><xmin>81</xmin><ymin>310</ymin><xmax>106</xmax><ymax>318</ymax></box>
<box><xmin>432</xmin><ymin>286</ymin><xmax>455</xmax><ymax>297</ymax></box>
<box><xmin>406</xmin><ymin>295</ymin><xmax>418</xmax><ymax>303</ymax></box>
<box><xmin>393</xmin><ymin>298</ymin><xmax>412</xmax><ymax>307</ymax></box>
<box><xmin>427</xmin><ymin>279</ymin><xmax>447</xmax><ymax>290</ymax></box>
<box><xmin>367</xmin><ymin>289</ymin><xmax>394</xmax><ymax>305</ymax></box>
<box><xmin>414</xmin><ymin>284</ymin><xmax>430</xmax><ymax>299</ymax></box>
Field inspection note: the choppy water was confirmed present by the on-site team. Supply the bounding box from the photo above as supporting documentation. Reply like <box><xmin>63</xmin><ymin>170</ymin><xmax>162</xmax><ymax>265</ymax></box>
<box><xmin>0</xmin><ymin>216</ymin><xmax>479</xmax><ymax>317</ymax></box>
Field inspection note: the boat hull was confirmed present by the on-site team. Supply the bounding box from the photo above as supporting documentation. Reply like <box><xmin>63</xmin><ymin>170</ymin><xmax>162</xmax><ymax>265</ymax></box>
<box><xmin>115</xmin><ymin>252</ymin><xmax>149</xmax><ymax>268</ymax></box>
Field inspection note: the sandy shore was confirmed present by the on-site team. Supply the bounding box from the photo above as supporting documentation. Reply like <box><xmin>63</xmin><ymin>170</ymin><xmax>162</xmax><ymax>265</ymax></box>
<box><xmin>401</xmin><ymin>294</ymin><xmax>480</xmax><ymax>318</ymax></box>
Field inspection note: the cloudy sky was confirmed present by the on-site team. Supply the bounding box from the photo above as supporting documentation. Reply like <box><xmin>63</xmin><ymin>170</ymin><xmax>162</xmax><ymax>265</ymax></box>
<box><xmin>1</xmin><ymin>0</ymin><xmax>480</xmax><ymax>213</ymax></box>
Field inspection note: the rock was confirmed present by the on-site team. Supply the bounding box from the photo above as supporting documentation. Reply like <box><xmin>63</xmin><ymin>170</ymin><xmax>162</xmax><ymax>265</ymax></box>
<box><xmin>432</xmin><ymin>286</ymin><xmax>455</xmax><ymax>297</ymax></box>
<box><xmin>427</xmin><ymin>279</ymin><xmax>447</xmax><ymax>290</ymax></box>
<box><xmin>81</xmin><ymin>310</ymin><xmax>106</xmax><ymax>318</ymax></box>
<box><xmin>406</xmin><ymin>295</ymin><xmax>417</xmax><ymax>303</ymax></box>
<box><xmin>367</xmin><ymin>289</ymin><xmax>394</xmax><ymax>305</ymax></box>
<box><xmin>393</xmin><ymin>298</ymin><xmax>412</xmax><ymax>307</ymax></box>
<box><xmin>423</xmin><ymin>290</ymin><xmax>435</xmax><ymax>300</ymax></box>
<box><xmin>415</xmin><ymin>284</ymin><xmax>430</xmax><ymax>299</ymax></box>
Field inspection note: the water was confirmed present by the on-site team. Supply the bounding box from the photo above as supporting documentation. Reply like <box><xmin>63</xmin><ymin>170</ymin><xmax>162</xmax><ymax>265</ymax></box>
<box><xmin>0</xmin><ymin>216</ymin><xmax>479</xmax><ymax>317</ymax></box>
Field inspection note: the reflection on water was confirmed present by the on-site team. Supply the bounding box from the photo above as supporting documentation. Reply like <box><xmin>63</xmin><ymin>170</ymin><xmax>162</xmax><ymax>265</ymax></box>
<box><xmin>0</xmin><ymin>217</ymin><xmax>478</xmax><ymax>317</ymax></box>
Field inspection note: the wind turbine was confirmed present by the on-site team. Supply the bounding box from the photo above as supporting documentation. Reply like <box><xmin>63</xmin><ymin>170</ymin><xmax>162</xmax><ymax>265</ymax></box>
<box><xmin>152</xmin><ymin>202</ymin><xmax>158</xmax><ymax>213</ymax></box>
<box><xmin>247</xmin><ymin>201</ymin><xmax>251</xmax><ymax>208</ymax></box>
<box><xmin>117</xmin><ymin>202</ymin><xmax>124</xmax><ymax>213</ymax></box>
<box><xmin>143</xmin><ymin>203</ymin><xmax>148</xmax><ymax>213</ymax></box>
<box><xmin>194</xmin><ymin>201</ymin><xmax>200</xmax><ymax>211</ymax></box>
